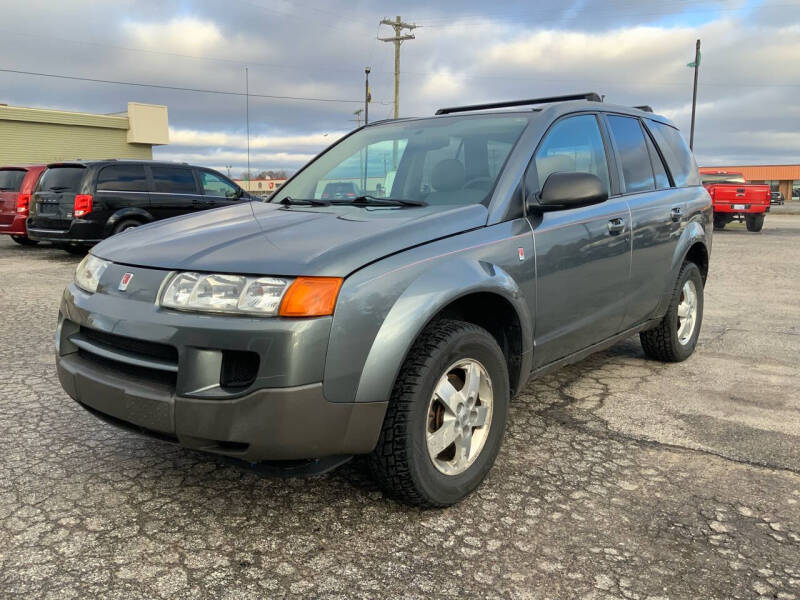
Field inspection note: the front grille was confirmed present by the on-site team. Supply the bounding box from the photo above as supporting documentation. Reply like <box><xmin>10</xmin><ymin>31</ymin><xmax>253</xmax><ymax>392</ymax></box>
<box><xmin>80</xmin><ymin>327</ymin><xmax>178</xmax><ymax>363</ymax></box>
<box><xmin>75</xmin><ymin>327</ymin><xmax>178</xmax><ymax>387</ymax></box>
<box><xmin>77</xmin><ymin>349</ymin><xmax>177</xmax><ymax>387</ymax></box>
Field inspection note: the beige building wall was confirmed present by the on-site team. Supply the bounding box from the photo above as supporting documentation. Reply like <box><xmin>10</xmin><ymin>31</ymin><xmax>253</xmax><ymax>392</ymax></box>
<box><xmin>0</xmin><ymin>102</ymin><xmax>168</xmax><ymax>165</ymax></box>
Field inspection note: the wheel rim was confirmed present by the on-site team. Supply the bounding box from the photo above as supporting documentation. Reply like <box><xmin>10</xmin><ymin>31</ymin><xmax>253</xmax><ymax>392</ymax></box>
<box><xmin>677</xmin><ymin>279</ymin><xmax>698</xmax><ymax>345</ymax></box>
<box><xmin>426</xmin><ymin>358</ymin><xmax>493</xmax><ymax>476</ymax></box>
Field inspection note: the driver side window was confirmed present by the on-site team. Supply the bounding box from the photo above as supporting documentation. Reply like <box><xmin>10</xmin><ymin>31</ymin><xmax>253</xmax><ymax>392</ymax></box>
<box><xmin>532</xmin><ymin>114</ymin><xmax>610</xmax><ymax>195</ymax></box>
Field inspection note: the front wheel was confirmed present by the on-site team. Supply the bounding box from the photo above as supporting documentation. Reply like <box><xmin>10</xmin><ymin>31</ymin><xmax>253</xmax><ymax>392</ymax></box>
<box><xmin>10</xmin><ymin>235</ymin><xmax>39</xmax><ymax>246</ymax></box>
<box><xmin>369</xmin><ymin>319</ymin><xmax>509</xmax><ymax>507</ymax></box>
<box><xmin>640</xmin><ymin>261</ymin><xmax>704</xmax><ymax>362</ymax></box>
<box><xmin>713</xmin><ymin>215</ymin><xmax>727</xmax><ymax>230</ymax></box>
<box><xmin>745</xmin><ymin>214</ymin><xmax>764</xmax><ymax>232</ymax></box>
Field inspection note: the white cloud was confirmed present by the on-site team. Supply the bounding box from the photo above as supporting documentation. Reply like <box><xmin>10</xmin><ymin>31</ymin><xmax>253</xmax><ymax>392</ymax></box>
<box><xmin>123</xmin><ymin>17</ymin><xmax>225</xmax><ymax>54</ymax></box>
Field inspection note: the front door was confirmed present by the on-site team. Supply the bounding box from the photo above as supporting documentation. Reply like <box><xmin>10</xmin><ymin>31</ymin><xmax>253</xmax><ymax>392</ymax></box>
<box><xmin>197</xmin><ymin>169</ymin><xmax>244</xmax><ymax>209</ymax></box>
<box><xmin>527</xmin><ymin>113</ymin><xmax>632</xmax><ymax>368</ymax></box>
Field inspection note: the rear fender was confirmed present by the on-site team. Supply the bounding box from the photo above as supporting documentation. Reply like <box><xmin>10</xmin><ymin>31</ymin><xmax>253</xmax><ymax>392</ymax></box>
<box><xmin>103</xmin><ymin>208</ymin><xmax>154</xmax><ymax>237</ymax></box>
<box><xmin>655</xmin><ymin>219</ymin><xmax>708</xmax><ymax>316</ymax></box>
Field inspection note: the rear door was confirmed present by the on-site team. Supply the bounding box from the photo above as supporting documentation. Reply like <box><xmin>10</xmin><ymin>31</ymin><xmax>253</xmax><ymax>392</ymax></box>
<box><xmin>147</xmin><ymin>165</ymin><xmax>201</xmax><ymax>220</ymax></box>
<box><xmin>528</xmin><ymin>113</ymin><xmax>632</xmax><ymax>368</ymax></box>
<box><xmin>0</xmin><ymin>168</ymin><xmax>27</xmax><ymax>228</ymax></box>
<box><xmin>94</xmin><ymin>164</ymin><xmax>150</xmax><ymax>225</ymax></box>
<box><xmin>196</xmin><ymin>168</ymin><xmax>246</xmax><ymax>210</ymax></box>
<box><xmin>603</xmin><ymin>114</ymin><xmax>683</xmax><ymax>327</ymax></box>
<box><xmin>29</xmin><ymin>165</ymin><xmax>86</xmax><ymax>230</ymax></box>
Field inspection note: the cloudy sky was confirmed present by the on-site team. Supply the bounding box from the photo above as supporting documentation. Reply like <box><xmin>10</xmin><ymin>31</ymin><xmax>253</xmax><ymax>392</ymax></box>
<box><xmin>1</xmin><ymin>0</ymin><xmax>798</xmax><ymax>175</ymax></box>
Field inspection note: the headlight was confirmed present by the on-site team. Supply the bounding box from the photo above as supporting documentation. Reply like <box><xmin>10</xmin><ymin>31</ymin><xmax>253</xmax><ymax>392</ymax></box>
<box><xmin>161</xmin><ymin>272</ymin><xmax>290</xmax><ymax>315</ymax></box>
<box><xmin>159</xmin><ymin>272</ymin><xmax>343</xmax><ymax>317</ymax></box>
<box><xmin>75</xmin><ymin>254</ymin><xmax>109</xmax><ymax>293</ymax></box>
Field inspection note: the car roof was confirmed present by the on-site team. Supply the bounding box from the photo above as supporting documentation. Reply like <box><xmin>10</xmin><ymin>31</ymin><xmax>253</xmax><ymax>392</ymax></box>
<box><xmin>45</xmin><ymin>159</ymin><xmax>196</xmax><ymax>169</ymax></box>
<box><xmin>366</xmin><ymin>99</ymin><xmax>676</xmax><ymax>130</ymax></box>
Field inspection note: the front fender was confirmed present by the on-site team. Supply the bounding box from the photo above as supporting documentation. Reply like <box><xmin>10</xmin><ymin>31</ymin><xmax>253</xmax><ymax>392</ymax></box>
<box><xmin>351</xmin><ymin>257</ymin><xmax>532</xmax><ymax>405</ymax></box>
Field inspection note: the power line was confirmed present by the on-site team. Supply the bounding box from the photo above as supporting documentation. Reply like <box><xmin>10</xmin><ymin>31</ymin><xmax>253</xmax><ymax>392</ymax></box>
<box><xmin>0</xmin><ymin>67</ymin><xmax>392</xmax><ymax>104</ymax></box>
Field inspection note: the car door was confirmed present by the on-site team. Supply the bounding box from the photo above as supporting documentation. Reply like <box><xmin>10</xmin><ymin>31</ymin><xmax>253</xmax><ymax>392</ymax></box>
<box><xmin>147</xmin><ymin>165</ymin><xmax>201</xmax><ymax>220</ymax></box>
<box><xmin>603</xmin><ymin>114</ymin><xmax>684</xmax><ymax>327</ymax></box>
<box><xmin>196</xmin><ymin>168</ymin><xmax>246</xmax><ymax>209</ymax></box>
<box><xmin>94</xmin><ymin>163</ymin><xmax>150</xmax><ymax>226</ymax></box>
<box><xmin>527</xmin><ymin>113</ymin><xmax>632</xmax><ymax>368</ymax></box>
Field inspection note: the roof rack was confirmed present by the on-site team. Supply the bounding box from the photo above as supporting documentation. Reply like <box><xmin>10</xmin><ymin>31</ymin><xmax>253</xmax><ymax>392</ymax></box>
<box><xmin>435</xmin><ymin>93</ymin><xmax>602</xmax><ymax>115</ymax></box>
<box><xmin>634</xmin><ymin>105</ymin><xmax>653</xmax><ymax>112</ymax></box>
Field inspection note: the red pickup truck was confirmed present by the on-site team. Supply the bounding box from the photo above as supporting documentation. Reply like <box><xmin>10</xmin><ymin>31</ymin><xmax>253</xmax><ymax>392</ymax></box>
<box><xmin>700</xmin><ymin>169</ymin><xmax>771</xmax><ymax>232</ymax></box>
<box><xmin>0</xmin><ymin>165</ymin><xmax>46</xmax><ymax>245</ymax></box>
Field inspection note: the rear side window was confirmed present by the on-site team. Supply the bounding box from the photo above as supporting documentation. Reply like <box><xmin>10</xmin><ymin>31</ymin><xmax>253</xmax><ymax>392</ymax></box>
<box><xmin>606</xmin><ymin>115</ymin><xmax>655</xmax><ymax>194</ymax></box>
<box><xmin>646</xmin><ymin>120</ymin><xmax>700</xmax><ymax>187</ymax></box>
<box><xmin>534</xmin><ymin>114</ymin><xmax>610</xmax><ymax>195</ymax></box>
<box><xmin>644</xmin><ymin>132</ymin><xmax>671</xmax><ymax>190</ymax></box>
<box><xmin>151</xmin><ymin>166</ymin><xmax>197</xmax><ymax>194</ymax></box>
<box><xmin>96</xmin><ymin>165</ymin><xmax>148</xmax><ymax>192</ymax></box>
<box><xmin>38</xmin><ymin>167</ymin><xmax>85</xmax><ymax>192</ymax></box>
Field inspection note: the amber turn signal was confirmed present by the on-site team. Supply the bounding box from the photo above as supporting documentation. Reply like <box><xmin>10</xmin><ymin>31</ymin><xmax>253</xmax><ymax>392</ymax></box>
<box><xmin>279</xmin><ymin>277</ymin><xmax>343</xmax><ymax>317</ymax></box>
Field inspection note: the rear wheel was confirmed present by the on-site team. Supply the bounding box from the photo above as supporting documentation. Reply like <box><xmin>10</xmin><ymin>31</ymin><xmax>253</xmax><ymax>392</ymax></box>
<box><xmin>640</xmin><ymin>262</ymin><xmax>704</xmax><ymax>362</ymax></box>
<box><xmin>60</xmin><ymin>244</ymin><xmax>89</xmax><ymax>255</ymax></box>
<box><xmin>10</xmin><ymin>235</ymin><xmax>38</xmax><ymax>246</ymax></box>
<box><xmin>745</xmin><ymin>214</ymin><xmax>764</xmax><ymax>232</ymax></box>
<box><xmin>112</xmin><ymin>219</ymin><xmax>142</xmax><ymax>235</ymax></box>
<box><xmin>369</xmin><ymin>319</ymin><xmax>509</xmax><ymax>507</ymax></box>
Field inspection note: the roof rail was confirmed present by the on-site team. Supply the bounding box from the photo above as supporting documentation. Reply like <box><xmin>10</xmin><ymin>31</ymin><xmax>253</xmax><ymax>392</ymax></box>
<box><xmin>435</xmin><ymin>93</ymin><xmax>602</xmax><ymax>115</ymax></box>
<box><xmin>634</xmin><ymin>105</ymin><xmax>653</xmax><ymax>112</ymax></box>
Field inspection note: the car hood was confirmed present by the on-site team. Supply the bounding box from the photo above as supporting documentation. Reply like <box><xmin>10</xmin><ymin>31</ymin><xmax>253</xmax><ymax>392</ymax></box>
<box><xmin>92</xmin><ymin>201</ymin><xmax>488</xmax><ymax>277</ymax></box>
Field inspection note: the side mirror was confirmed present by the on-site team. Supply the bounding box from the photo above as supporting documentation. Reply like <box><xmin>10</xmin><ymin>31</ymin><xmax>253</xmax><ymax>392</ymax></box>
<box><xmin>528</xmin><ymin>172</ymin><xmax>608</xmax><ymax>212</ymax></box>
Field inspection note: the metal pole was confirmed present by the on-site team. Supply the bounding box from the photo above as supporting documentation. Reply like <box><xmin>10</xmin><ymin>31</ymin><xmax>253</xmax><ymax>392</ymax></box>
<box><xmin>393</xmin><ymin>17</ymin><xmax>400</xmax><ymax>119</ymax></box>
<box><xmin>364</xmin><ymin>67</ymin><xmax>370</xmax><ymax>124</ymax></box>
<box><xmin>689</xmin><ymin>39</ymin><xmax>700</xmax><ymax>151</ymax></box>
<box><xmin>245</xmin><ymin>66</ymin><xmax>251</xmax><ymax>180</ymax></box>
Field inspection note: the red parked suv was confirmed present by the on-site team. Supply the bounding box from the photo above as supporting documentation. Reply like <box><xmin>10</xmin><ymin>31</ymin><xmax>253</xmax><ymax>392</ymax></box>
<box><xmin>0</xmin><ymin>165</ymin><xmax>46</xmax><ymax>245</ymax></box>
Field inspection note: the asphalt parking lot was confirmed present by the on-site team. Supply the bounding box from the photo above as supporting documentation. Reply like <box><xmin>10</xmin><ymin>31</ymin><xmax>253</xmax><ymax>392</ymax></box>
<box><xmin>1</xmin><ymin>216</ymin><xmax>799</xmax><ymax>600</ymax></box>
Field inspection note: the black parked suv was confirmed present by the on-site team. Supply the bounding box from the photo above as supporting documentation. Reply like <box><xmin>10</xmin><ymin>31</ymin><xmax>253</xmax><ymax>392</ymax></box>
<box><xmin>27</xmin><ymin>160</ymin><xmax>253</xmax><ymax>253</ymax></box>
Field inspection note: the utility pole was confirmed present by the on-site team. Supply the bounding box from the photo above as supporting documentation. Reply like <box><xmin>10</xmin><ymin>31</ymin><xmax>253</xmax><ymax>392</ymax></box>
<box><xmin>378</xmin><ymin>16</ymin><xmax>417</xmax><ymax>119</ymax></box>
<box><xmin>245</xmin><ymin>66</ymin><xmax>251</xmax><ymax>181</ymax></box>
<box><xmin>352</xmin><ymin>108</ymin><xmax>363</xmax><ymax>127</ymax></box>
<box><xmin>364</xmin><ymin>67</ymin><xmax>371</xmax><ymax>124</ymax></box>
<box><xmin>688</xmin><ymin>39</ymin><xmax>701</xmax><ymax>150</ymax></box>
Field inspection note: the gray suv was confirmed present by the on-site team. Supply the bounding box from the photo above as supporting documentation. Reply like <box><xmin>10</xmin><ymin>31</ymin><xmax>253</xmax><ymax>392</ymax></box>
<box><xmin>55</xmin><ymin>93</ymin><xmax>711</xmax><ymax>506</ymax></box>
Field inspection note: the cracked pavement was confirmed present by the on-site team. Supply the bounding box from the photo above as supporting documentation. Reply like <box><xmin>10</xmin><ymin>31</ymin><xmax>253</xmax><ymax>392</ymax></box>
<box><xmin>1</xmin><ymin>216</ymin><xmax>799</xmax><ymax>599</ymax></box>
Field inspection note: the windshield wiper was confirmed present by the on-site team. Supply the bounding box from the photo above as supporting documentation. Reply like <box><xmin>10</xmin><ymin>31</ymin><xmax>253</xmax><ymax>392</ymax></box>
<box><xmin>331</xmin><ymin>195</ymin><xmax>427</xmax><ymax>207</ymax></box>
<box><xmin>279</xmin><ymin>196</ymin><xmax>331</xmax><ymax>207</ymax></box>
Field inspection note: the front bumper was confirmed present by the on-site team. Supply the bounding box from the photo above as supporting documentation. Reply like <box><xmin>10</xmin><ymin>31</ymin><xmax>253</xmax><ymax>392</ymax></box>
<box><xmin>713</xmin><ymin>203</ymin><xmax>769</xmax><ymax>214</ymax></box>
<box><xmin>56</xmin><ymin>264</ymin><xmax>387</xmax><ymax>461</ymax></box>
<box><xmin>57</xmin><ymin>352</ymin><xmax>386</xmax><ymax>461</ymax></box>
<box><xmin>0</xmin><ymin>214</ymin><xmax>28</xmax><ymax>236</ymax></box>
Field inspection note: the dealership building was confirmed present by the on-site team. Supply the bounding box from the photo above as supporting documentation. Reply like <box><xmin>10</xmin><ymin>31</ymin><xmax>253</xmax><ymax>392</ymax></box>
<box><xmin>0</xmin><ymin>102</ymin><xmax>169</xmax><ymax>165</ymax></box>
<box><xmin>700</xmin><ymin>164</ymin><xmax>800</xmax><ymax>201</ymax></box>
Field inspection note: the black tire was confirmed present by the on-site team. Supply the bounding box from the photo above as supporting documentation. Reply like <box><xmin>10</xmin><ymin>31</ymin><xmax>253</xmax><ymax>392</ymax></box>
<box><xmin>713</xmin><ymin>215</ymin><xmax>726</xmax><ymax>230</ymax></box>
<box><xmin>745</xmin><ymin>214</ymin><xmax>764</xmax><ymax>232</ymax></box>
<box><xmin>112</xmin><ymin>219</ymin><xmax>142</xmax><ymax>235</ymax></box>
<box><xmin>368</xmin><ymin>319</ymin><xmax>509</xmax><ymax>507</ymax></box>
<box><xmin>61</xmin><ymin>244</ymin><xmax>88</xmax><ymax>255</ymax></box>
<box><xmin>640</xmin><ymin>262</ymin><xmax>704</xmax><ymax>362</ymax></box>
<box><xmin>10</xmin><ymin>235</ymin><xmax>39</xmax><ymax>246</ymax></box>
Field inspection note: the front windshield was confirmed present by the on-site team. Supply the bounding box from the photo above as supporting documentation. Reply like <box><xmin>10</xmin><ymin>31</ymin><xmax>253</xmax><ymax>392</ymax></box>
<box><xmin>271</xmin><ymin>114</ymin><xmax>531</xmax><ymax>206</ymax></box>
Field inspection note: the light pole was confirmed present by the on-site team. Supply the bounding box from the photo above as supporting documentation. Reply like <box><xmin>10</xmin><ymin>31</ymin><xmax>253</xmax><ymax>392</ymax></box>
<box><xmin>364</xmin><ymin>67</ymin><xmax>371</xmax><ymax>125</ymax></box>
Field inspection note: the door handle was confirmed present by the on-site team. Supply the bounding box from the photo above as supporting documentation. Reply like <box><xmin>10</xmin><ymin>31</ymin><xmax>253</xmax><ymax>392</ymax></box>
<box><xmin>671</xmin><ymin>206</ymin><xmax>683</xmax><ymax>222</ymax></box>
<box><xmin>607</xmin><ymin>217</ymin><xmax>626</xmax><ymax>235</ymax></box>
